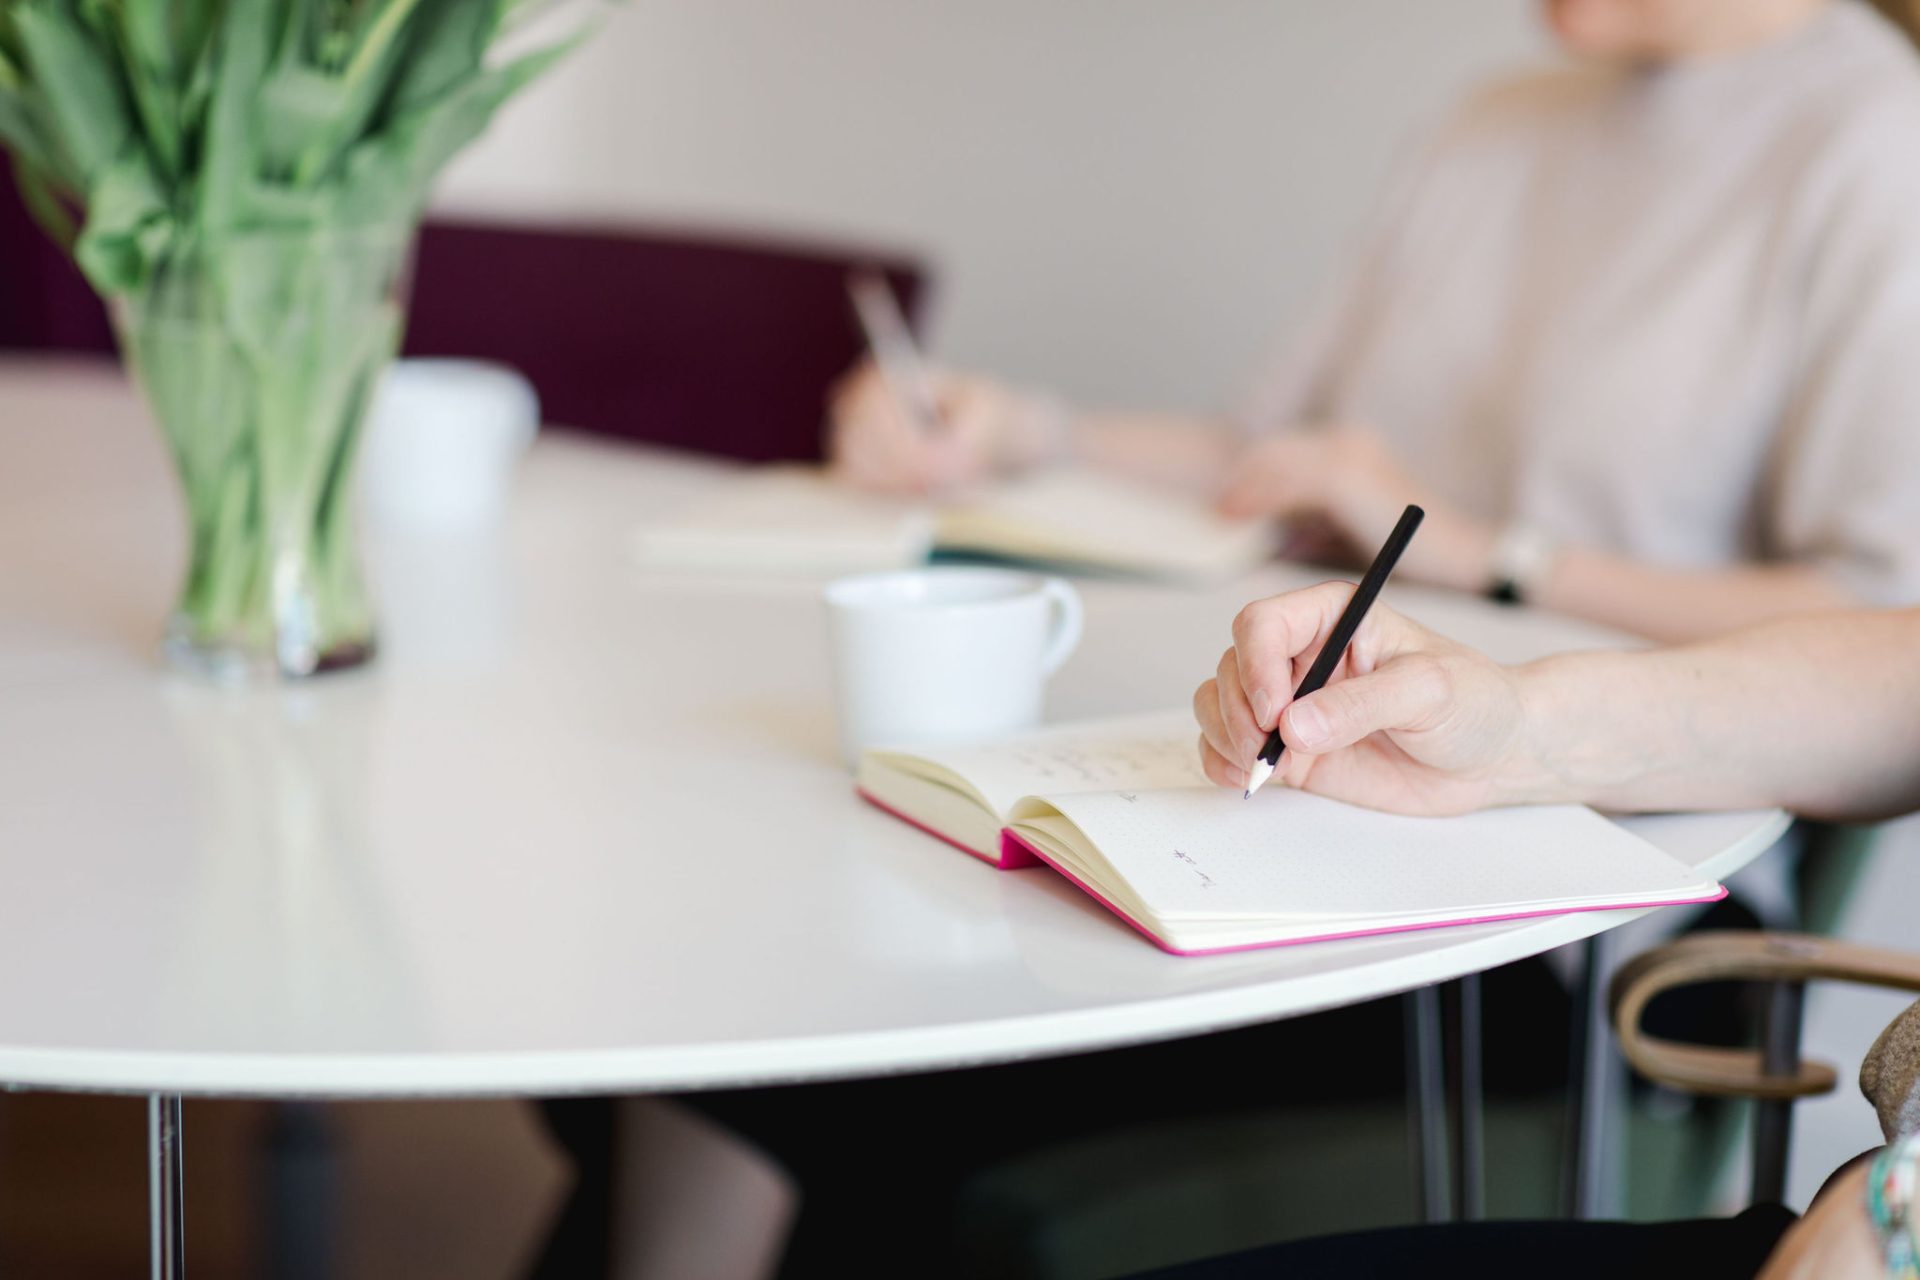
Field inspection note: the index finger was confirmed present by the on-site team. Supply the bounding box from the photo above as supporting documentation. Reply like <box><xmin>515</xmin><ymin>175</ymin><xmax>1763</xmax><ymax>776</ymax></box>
<box><xmin>1229</xmin><ymin>582</ymin><xmax>1355</xmax><ymax>729</ymax></box>
<box><xmin>1230</xmin><ymin>582</ymin><xmax>1419</xmax><ymax>729</ymax></box>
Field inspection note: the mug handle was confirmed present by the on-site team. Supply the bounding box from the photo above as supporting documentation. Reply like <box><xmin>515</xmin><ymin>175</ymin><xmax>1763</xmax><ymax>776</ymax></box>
<box><xmin>1039</xmin><ymin>578</ymin><xmax>1084</xmax><ymax>676</ymax></box>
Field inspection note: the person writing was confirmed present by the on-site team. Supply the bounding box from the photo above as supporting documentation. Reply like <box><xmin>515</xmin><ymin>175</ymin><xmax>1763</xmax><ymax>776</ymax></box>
<box><xmin>1174</xmin><ymin>586</ymin><xmax>1920</xmax><ymax>1276</ymax></box>
<box><xmin>830</xmin><ymin>0</ymin><xmax>1920</xmax><ymax>643</ymax></box>
<box><xmin>1193</xmin><ymin>586</ymin><xmax>1920</xmax><ymax>819</ymax></box>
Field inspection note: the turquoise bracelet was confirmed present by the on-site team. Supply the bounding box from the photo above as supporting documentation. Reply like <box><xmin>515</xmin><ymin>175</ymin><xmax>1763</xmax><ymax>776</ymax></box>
<box><xmin>1870</xmin><ymin>1139</ymin><xmax>1920</xmax><ymax>1280</ymax></box>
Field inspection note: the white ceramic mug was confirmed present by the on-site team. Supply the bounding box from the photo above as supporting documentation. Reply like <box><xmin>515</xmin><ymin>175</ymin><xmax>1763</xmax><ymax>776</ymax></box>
<box><xmin>826</xmin><ymin>567</ymin><xmax>1084</xmax><ymax>766</ymax></box>
<box><xmin>360</xmin><ymin>358</ymin><xmax>540</xmax><ymax>533</ymax></box>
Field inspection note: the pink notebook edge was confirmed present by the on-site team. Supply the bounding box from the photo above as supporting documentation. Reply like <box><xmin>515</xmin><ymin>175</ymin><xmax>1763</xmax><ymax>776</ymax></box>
<box><xmin>856</xmin><ymin>787</ymin><xmax>1028</xmax><ymax>868</ymax></box>
<box><xmin>854</xmin><ymin>784</ymin><xmax>1729</xmax><ymax>957</ymax></box>
<box><xmin>998</xmin><ymin>831</ymin><xmax>1729</xmax><ymax>957</ymax></box>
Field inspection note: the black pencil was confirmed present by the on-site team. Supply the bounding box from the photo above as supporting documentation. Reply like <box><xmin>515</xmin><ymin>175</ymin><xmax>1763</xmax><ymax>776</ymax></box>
<box><xmin>1245</xmin><ymin>504</ymin><xmax>1425</xmax><ymax>798</ymax></box>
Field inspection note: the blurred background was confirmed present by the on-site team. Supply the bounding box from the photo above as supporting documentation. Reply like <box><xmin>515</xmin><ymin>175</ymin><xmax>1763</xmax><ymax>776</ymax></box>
<box><xmin>5</xmin><ymin>2</ymin><xmax>1919</xmax><ymax>1277</ymax></box>
<box><xmin>433</xmin><ymin>0</ymin><xmax>1546</xmax><ymax>409</ymax></box>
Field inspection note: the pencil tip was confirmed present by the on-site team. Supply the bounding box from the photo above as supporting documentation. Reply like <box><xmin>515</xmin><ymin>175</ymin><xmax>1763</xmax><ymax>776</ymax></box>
<box><xmin>1244</xmin><ymin>758</ymin><xmax>1276</xmax><ymax>800</ymax></box>
<box><xmin>1242</xmin><ymin>789</ymin><xmax>1250</xmax><ymax>800</ymax></box>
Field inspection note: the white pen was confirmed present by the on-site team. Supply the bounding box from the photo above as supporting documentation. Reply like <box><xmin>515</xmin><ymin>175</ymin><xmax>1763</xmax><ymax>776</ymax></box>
<box><xmin>847</xmin><ymin>269</ymin><xmax>947</xmax><ymax>436</ymax></box>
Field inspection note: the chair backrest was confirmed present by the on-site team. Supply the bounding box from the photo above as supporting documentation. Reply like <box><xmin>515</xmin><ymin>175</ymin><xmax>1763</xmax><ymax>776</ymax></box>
<box><xmin>405</xmin><ymin>219</ymin><xmax>929</xmax><ymax>462</ymax></box>
<box><xmin>1611</xmin><ymin>931</ymin><xmax>1920</xmax><ymax>1204</ymax></box>
<box><xmin>0</xmin><ymin>165</ymin><xmax>931</xmax><ymax>463</ymax></box>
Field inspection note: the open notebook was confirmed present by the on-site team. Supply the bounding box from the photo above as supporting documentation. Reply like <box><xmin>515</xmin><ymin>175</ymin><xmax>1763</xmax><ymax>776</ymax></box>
<box><xmin>632</xmin><ymin>466</ymin><xmax>1274</xmax><ymax>582</ymax></box>
<box><xmin>857</xmin><ymin>712</ymin><xmax>1726</xmax><ymax>955</ymax></box>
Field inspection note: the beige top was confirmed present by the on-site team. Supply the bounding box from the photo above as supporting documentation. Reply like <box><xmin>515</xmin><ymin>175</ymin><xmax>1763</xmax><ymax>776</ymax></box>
<box><xmin>1241</xmin><ymin>0</ymin><xmax>1920</xmax><ymax>603</ymax></box>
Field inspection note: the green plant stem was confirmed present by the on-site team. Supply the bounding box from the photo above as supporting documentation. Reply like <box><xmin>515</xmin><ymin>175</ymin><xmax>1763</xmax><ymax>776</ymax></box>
<box><xmin>124</xmin><ymin>235</ymin><xmax>404</xmax><ymax>674</ymax></box>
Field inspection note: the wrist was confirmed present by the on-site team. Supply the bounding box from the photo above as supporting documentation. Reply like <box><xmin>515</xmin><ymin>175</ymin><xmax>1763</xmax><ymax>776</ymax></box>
<box><xmin>1484</xmin><ymin>661</ymin><xmax>1578</xmax><ymax>806</ymax></box>
<box><xmin>1485</xmin><ymin>521</ymin><xmax>1562</xmax><ymax>605</ymax></box>
<box><xmin>1492</xmin><ymin>653</ymin><xmax>1635</xmax><ymax>807</ymax></box>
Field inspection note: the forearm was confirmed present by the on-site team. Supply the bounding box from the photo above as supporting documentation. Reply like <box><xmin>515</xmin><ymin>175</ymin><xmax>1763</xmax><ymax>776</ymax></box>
<box><xmin>1065</xmin><ymin>411</ymin><xmax>1242</xmax><ymax>495</ymax></box>
<box><xmin>1507</xmin><ymin>609</ymin><xmax>1920</xmax><ymax>821</ymax></box>
<box><xmin>1533</xmin><ymin>545</ymin><xmax>1859</xmax><ymax>644</ymax></box>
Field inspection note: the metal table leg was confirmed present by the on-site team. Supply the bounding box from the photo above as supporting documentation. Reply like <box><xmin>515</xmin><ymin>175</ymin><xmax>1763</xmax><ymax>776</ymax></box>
<box><xmin>267</xmin><ymin>1103</ymin><xmax>335</xmax><ymax>1280</ymax></box>
<box><xmin>149</xmin><ymin>1094</ymin><xmax>185</xmax><ymax>1280</ymax></box>
<box><xmin>1563</xmin><ymin>934</ymin><xmax>1614</xmax><ymax>1219</ymax></box>
<box><xmin>1446</xmin><ymin>974</ymin><xmax>1485</xmax><ymax>1220</ymax></box>
<box><xmin>1404</xmin><ymin>986</ymin><xmax>1450</xmax><ymax>1221</ymax></box>
<box><xmin>1751</xmin><ymin>982</ymin><xmax>1806</xmax><ymax>1204</ymax></box>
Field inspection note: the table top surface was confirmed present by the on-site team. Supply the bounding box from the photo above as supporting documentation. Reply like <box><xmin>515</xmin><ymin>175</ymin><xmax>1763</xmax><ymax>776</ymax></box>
<box><xmin>0</xmin><ymin>358</ymin><xmax>1787</xmax><ymax>1099</ymax></box>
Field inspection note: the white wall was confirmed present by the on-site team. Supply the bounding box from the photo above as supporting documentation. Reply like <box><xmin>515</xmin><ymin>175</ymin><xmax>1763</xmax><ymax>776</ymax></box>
<box><xmin>436</xmin><ymin>1</ymin><xmax>1545</xmax><ymax>409</ymax></box>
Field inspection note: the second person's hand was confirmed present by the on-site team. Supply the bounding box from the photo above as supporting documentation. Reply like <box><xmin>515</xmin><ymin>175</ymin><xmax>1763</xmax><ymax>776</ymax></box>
<box><xmin>825</xmin><ymin>361</ymin><xmax>1058</xmax><ymax>495</ymax></box>
<box><xmin>1218</xmin><ymin>431</ymin><xmax>1497</xmax><ymax>593</ymax></box>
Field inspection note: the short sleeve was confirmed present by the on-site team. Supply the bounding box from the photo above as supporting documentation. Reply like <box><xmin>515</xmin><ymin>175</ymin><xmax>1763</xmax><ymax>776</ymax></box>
<box><xmin>1767</xmin><ymin>93</ymin><xmax>1920</xmax><ymax>606</ymax></box>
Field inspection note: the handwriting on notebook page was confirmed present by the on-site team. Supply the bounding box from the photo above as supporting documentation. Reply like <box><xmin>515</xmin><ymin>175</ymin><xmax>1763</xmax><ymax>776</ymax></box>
<box><xmin>996</xmin><ymin>733</ymin><xmax>1204</xmax><ymax>790</ymax></box>
<box><xmin>1171</xmin><ymin>848</ymin><xmax>1216</xmax><ymax>889</ymax></box>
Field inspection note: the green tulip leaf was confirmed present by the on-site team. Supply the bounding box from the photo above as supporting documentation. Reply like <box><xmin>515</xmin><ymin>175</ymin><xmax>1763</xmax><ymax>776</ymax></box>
<box><xmin>73</xmin><ymin>146</ymin><xmax>174</xmax><ymax>292</ymax></box>
<box><xmin>0</xmin><ymin>0</ymin><xmax>591</xmax><ymax>295</ymax></box>
<box><xmin>12</xmin><ymin>0</ymin><xmax>132</xmax><ymax>185</ymax></box>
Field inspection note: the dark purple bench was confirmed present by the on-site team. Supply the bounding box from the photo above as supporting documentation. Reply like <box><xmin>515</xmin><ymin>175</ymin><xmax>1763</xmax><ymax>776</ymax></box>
<box><xmin>0</xmin><ymin>171</ymin><xmax>928</xmax><ymax>463</ymax></box>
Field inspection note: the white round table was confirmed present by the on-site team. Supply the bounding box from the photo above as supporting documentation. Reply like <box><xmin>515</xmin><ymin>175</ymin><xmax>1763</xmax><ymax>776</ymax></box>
<box><xmin>0</xmin><ymin>358</ymin><xmax>1786</xmax><ymax>1257</ymax></box>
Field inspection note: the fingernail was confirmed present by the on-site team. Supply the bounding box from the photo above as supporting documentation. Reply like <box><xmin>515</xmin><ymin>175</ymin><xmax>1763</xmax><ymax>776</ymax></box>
<box><xmin>1251</xmin><ymin>689</ymin><xmax>1273</xmax><ymax>728</ymax></box>
<box><xmin>1289</xmin><ymin>700</ymin><xmax>1330</xmax><ymax>749</ymax></box>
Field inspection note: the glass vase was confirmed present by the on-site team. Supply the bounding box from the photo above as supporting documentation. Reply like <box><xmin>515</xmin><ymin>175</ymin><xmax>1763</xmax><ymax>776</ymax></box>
<box><xmin>116</xmin><ymin>229</ymin><xmax>411</xmax><ymax>681</ymax></box>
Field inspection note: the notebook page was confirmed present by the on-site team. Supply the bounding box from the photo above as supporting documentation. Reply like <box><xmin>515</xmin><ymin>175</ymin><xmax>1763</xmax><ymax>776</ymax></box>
<box><xmin>886</xmin><ymin>711</ymin><xmax>1207</xmax><ymax>819</ymax></box>
<box><xmin>632</xmin><ymin>467</ymin><xmax>935</xmax><ymax>574</ymax></box>
<box><xmin>1026</xmin><ymin>788</ymin><xmax>1717</xmax><ymax>924</ymax></box>
<box><xmin>937</xmin><ymin>469</ymin><xmax>1274</xmax><ymax>581</ymax></box>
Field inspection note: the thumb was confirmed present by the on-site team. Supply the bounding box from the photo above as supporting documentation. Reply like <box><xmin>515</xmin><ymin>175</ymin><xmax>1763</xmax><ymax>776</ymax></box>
<box><xmin>1280</xmin><ymin>655</ymin><xmax>1450</xmax><ymax>756</ymax></box>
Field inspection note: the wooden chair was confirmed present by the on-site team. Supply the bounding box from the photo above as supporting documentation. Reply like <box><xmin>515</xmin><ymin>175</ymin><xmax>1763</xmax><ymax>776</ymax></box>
<box><xmin>1611</xmin><ymin>930</ymin><xmax>1920</xmax><ymax>1204</ymax></box>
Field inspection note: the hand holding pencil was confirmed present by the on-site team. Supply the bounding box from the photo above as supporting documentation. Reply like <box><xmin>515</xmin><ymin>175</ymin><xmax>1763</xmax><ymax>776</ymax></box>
<box><xmin>1243</xmin><ymin>506</ymin><xmax>1424</xmax><ymax>798</ymax></box>
<box><xmin>1193</xmin><ymin>517</ymin><xmax>1544</xmax><ymax>816</ymax></box>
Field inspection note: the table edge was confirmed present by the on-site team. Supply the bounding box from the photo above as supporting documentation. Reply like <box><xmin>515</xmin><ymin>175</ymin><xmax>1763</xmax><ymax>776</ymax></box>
<box><xmin>0</xmin><ymin>809</ymin><xmax>1789</xmax><ymax>1099</ymax></box>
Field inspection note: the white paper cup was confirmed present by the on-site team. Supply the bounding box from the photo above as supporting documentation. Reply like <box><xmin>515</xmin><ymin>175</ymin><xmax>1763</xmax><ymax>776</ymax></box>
<box><xmin>826</xmin><ymin>567</ymin><xmax>1083</xmax><ymax>766</ymax></box>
